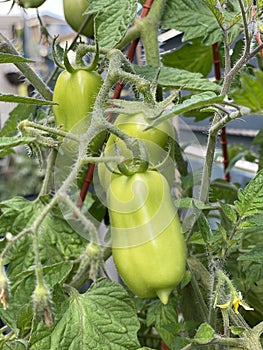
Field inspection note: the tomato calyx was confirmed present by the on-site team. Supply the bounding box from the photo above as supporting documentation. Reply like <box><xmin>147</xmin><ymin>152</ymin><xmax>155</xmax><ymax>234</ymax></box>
<box><xmin>116</xmin><ymin>138</ymin><xmax>149</xmax><ymax>176</ymax></box>
<box><xmin>117</xmin><ymin>158</ymin><xmax>149</xmax><ymax>176</ymax></box>
<box><xmin>52</xmin><ymin>36</ymin><xmax>100</xmax><ymax>73</ymax></box>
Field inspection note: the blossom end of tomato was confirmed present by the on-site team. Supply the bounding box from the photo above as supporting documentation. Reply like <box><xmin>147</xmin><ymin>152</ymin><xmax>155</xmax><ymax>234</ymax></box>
<box><xmin>156</xmin><ymin>288</ymin><xmax>172</xmax><ymax>305</ymax></box>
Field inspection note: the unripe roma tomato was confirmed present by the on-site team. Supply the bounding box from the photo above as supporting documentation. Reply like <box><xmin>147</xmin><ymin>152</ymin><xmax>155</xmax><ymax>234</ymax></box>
<box><xmin>16</xmin><ymin>0</ymin><xmax>46</xmax><ymax>8</ymax></box>
<box><xmin>107</xmin><ymin>170</ymin><xmax>187</xmax><ymax>304</ymax></box>
<box><xmin>63</xmin><ymin>0</ymin><xmax>94</xmax><ymax>38</ymax></box>
<box><xmin>52</xmin><ymin>69</ymin><xmax>103</xmax><ymax>151</ymax></box>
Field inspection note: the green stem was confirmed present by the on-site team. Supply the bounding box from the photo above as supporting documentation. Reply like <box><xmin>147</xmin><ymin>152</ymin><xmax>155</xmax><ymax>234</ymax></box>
<box><xmin>140</xmin><ymin>0</ymin><xmax>167</xmax><ymax>67</ymax></box>
<box><xmin>198</xmin><ymin>1</ymin><xmax>256</xmax><ymax>202</ymax></box>
<box><xmin>0</xmin><ymin>32</ymin><xmax>53</xmax><ymax>101</ymax></box>
<box><xmin>60</xmin><ymin>195</ymin><xmax>98</xmax><ymax>243</ymax></box>
<box><xmin>38</xmin><ymin>148</ymin><xmax>57</xmax><ymax>197</ymax></box>
<box><xmin>18</xmin><ymin>120</ymin><xmax>80</xmax><ymax>142</ymax></box>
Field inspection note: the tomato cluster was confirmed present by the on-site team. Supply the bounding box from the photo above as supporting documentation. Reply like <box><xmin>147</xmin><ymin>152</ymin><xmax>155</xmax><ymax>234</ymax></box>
<box><xmin>52</xmin><ymin>18</ymin><xmax>186</xmax><ymax>303</ymax></box>
<box><xmin>101</xmin><ymin>112</ymin><xmax>187</xmax><ymax>304</ymax></box>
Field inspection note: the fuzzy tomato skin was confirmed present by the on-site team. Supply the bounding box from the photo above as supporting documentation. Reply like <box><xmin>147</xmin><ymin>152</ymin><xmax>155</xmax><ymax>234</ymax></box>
<box><xmin>16</xmin><ymin>0</ymin><xmax>46</xmax><ymax>8</ymax></box>
<box><xmin>63</xmin><ymin>0</ymin><xmax>94</xmax><ymax>38</ymax></box>
<box><xmin>98</xmin><ymin>112</ymin><xmax>175</xmax><ymax>188</ymax></box>
<box><xmin>107</xmin><ymin>170</ymin><xmax>187</xmax><ymax>304</ymax></box>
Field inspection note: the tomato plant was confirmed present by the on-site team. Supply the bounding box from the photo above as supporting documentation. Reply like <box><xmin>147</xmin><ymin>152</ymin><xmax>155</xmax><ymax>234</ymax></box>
<box><xmin>1</xmin><ymin>0</ymin><xmax>263</xmax><ymax>349</ymax></box>
<box><xmin>108</xmin><ymin>170</ymin><xmax>187</xmax><ymax>305</ymax></box>
<box><xmin>63</xmin><ymin>0</ymin><xmax>94</xmax><ymax>38</ymax></box>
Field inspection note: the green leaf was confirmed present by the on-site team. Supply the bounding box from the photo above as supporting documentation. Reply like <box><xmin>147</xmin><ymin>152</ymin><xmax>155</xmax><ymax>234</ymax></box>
<box><xmin>229</xmin><ymin>326</ymin><xmax>245</xmax><ymax>335</ymax></box>
<box><xmin>237</xmin><ymin>247</ymin><xmax>263</xmax><ymax>264</ymax></box>
<box><xmin>0</xmin><ymin>94</ymin><xmax>55</xmax><ymax>105</ymax></box>
<box><xmin>0</xmin><ymin>53</ymin><xmax>33</xmax><ymax>64</ymax></box>
<box><xmin>31</xmin><ymin>279</ymin><xmax>141</xmax><ymax>350</ymax></box>
<box><xmin>161</xmin><ymin>0</ymin><xmax>221</xmax><ymax>45</ymax></box>
<box><xmin>162</xmin><ymin>39</ymin><xmax>213</xmax><ymax>77</ymax></box>
<box><xmin>194</xmin><ymin>207</ymin><xmax>213</xmax><ymax>245</ymax></box>
<box><xmin>149</xmin><ymin>92</ymin><xmax>224</xmax><ymax>128</ymax></box>
<box><xmin>146</xmin><ymin>298</ymin><xmax>178</xmax><ymax>347</ymax></box>
<box><xmin>220</xmin><ymin>202</ymin><xmax>237</xmax><ymax>224</ymax></box>
<box><xmin>194</xmin><ymin>322</ymin><xmax>215</xmax><ymax>344</ymax></box>
<box><xmin>86</xmin><ymin>0</ymin><xmax>138</xmax><ymax>48</ymax></box>
<box><xmin>232</xmin><ymin>70</ymin><xmax>263</xmax><ymax>113</ymax></box>
<box><xmin>0</xmin><ymin>262</ymin><xmax>72</xmax><ymax>334</ymax></box>
<box><xmin>0</xmin><ymin>104</ymin><xmax>36</xmax><ymax>137</ymax></box>
<box><xmin>209</xmin><ymin>179</ymin><xmax>239</xmax><ymax>204</ymax></box>
<box><xmin>0</xmin><ymin>198</ymin><xmax>86</xmax><ymax>274</ymax></box>
<box><xmin>2</xmin><ymin>340</ymin><xmax>28</xmax><ymax>350</ymax></box>
<box><xmin>134</xmin><ymin>65</ymin><xmax>220</xmax><ymax>92</ymax></box>
<box><xmin>235</xmin><ymin>170</ymin><xmax>263</xmax><ymax>219</ymax></box>
<box><xmin>162</xmin><ymin>0</ymin><xmax>242</xmax><ymax>45</ymax></box>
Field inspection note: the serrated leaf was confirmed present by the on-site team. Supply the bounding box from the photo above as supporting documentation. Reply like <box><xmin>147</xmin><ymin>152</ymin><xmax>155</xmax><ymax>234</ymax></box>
<box><xmin>237</xmin><ymin>214</ymin><xmax>263</xmax><ymax>235</ymax></box>
<box><xmin>0</xmin><ymin>94</ymin><xmax>55</xmax><ymax>105</ymax></box>
<box><xmin>194</xmin><ymin>207</ymin><xmax>213</xmax><ymax>244</ymax></box>
<box><xmin>0</xmin><ymin>53</ymin><xmax>33</xmax><ymax>64</ymax></box>
<box><xmin>237</xmin><ymin>247</ymin><xmax>263</xmax><ymax>263</ymax></box>
<box><xmin>162</xmin><ymin>0</ymin><xmax>242</xmax><ymax>45</ymax></box>
<box><xmin>146</xmin><ymin>298</ymin><xmax>178</xmax><ymax>347</ymax></box>
<box><xmin>162</xmin><ymin>0</ymin><xmax>221</xmax><ymax>45</ymax></box>
<box><xmin>205</xmin><ymin>0</ymin><xmax>225</xmax><ymax>26</ymax></box>
<box><xmin>209</xmin><ymin>178</ymin><xmax>239</xmax><ymax>204</ymax></box>
<box><xmin>161</xmin><ymin>39</ymin><xmax>213</xmax><ymax>77</ymax></box>
<box><xmin>235</xmin><ymin>170</ymin><xmax>263</xmax><ymax>219</ymax></box>
<box><xmin>31</xmin><ymin>279</ymin><xmax>140</xmax><ymax>350</ymax></box>
<box><xmin>220</xmin><ymin>202</ymin><xmax>237</xmax><ymax>224</ymax></box>
<box><xmin>134</xmin><ymin>65</ymin><xmax>220</xmax><ymax>92</ymax></box>
<box><xmin>0</xmin><ymin>136</ymin><xmax>36</xmax><ymax>150</ymax></box>
<box><xmin>0</xmin><ymin>197</ymin><xmax>86</xmax><ymax>308</ymax></box>
<box><xmin>232</xmin><ymin>70</ymin><xmax>263</xmax><ymax>114</ymax></box>
<box><xmin>0</xmin><ymin>262</ymin><xmax>72</xmax><ymax>334</ymax></box>
<box><xmin>149</xmin><ymin>92</ymin><xmax>224</xmax><ymax>128</ymax></box>
<box><xmin>194</xmin><ymin>322</ymin><xmax>215</xmax><ymax>344</ymax></box>
<box><xmin>86</xmin><ymin>0</ymin><xmax>137</xmax><ymax>48</ymax></box>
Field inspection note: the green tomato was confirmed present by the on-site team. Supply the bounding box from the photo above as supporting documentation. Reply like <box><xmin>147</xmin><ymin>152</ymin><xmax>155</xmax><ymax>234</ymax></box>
<box><xmin>16</xmin><ymin>0</ymin><xmax>46</xmax><ymax>8</ymax></box>
<box><xmin>52</xmin><ymin>69</ymin><xmax>104</xmax><ymax>150</ymax></box>
<box><xmin>63</xmin><ymin>0</ymin><xmax>94</xmax><ymax>38</ymax></box>
<box><xmin>98</xmin><ymin>112</ymin><xmax>175</xmax><ymax>188</ymax></box>
<box><xmin>107</xmin><ymin>170</ymin><xmax>187</xmax><ymax>304</ymax></box>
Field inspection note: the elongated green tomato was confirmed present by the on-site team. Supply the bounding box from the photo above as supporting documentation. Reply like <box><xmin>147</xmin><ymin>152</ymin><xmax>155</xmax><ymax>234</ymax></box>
<box><xmin>98</xmin><ymin>112</ymin><xmax>175</xmax><ymax>188</ymax></box>
<box><xmin>16</xmin><ymin>0</ymin><xmax>46</xmax><ymax>8</ymax></box>
<box><xmin>63</xmin><ymin>0</ymin><xmax>94</xmax><ymax>38</ymax></box>
<box><xmin>53</xmin><ymin>69</ymin><xmax>103</xmax><ymax>150</ymax></box>
<box><xmin>107</xmin><ymin>170</ymin><xmax>187</xmax><ymax>304</ymax></box>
